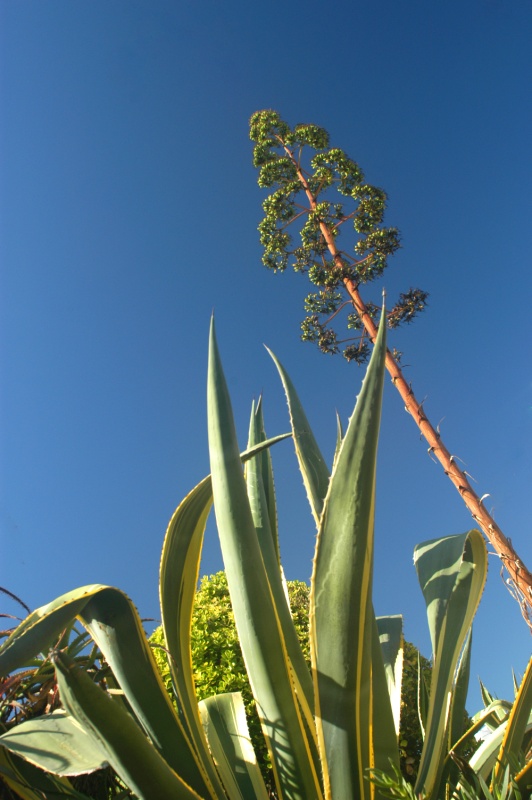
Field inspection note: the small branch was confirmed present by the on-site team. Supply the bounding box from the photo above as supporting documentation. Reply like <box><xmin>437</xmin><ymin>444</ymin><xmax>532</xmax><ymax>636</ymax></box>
<box><xmin>280</xmin><ymin>208</ymin><xmax>310</xmax><ymax>231</ymax></box>
<box><xmin>323</xmin><ymin>300</ymin><xmax>354</xmax><ymax>327</ymax></box>
<box><xmin>333</xmin><ymin>210</ymin><xmax>357</xmax><ymax>230</ymax></box>
<box><xmin>0</xmin><ymin>586</ymin><xmax>31</xmax><ymax>615</ymax></box>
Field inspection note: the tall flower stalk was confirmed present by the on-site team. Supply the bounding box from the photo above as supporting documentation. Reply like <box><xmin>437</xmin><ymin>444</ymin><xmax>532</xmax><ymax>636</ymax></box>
<box><xmin>250</xmin><ymin>110</ymin><xmax>532</xmax><ymax>629</ymax></box>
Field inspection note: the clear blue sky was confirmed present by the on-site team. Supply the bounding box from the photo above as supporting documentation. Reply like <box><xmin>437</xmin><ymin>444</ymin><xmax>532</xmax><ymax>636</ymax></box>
<box><xmin>1</xmin><ymin>0</ymin><xmax>531</xmax><ymax>709</ymax></box>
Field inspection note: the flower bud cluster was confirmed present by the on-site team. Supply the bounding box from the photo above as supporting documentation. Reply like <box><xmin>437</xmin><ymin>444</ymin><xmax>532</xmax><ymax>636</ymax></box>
<box><xmin>250</xmin><ymin>110</ymin><xmax>427</xmax><ymax>363</ymax></box>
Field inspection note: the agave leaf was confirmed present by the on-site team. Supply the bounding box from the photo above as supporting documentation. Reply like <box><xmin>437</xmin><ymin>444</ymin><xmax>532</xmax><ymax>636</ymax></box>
<box><xmin>246</xmin><ymin>396</ymin><xmax>280</xmax><ymax>563</ymax></box>
<box><xmin>491</xmin><ymin>654</ymin><xmax>532</xmax><ymax>793</ymax></box>
<box><xmin>0</xmin><ymin>710</ymin><xmax>108</xmax><ymax>776</ymax></box>
<box><xmin>199</xmin><ymin>692</ymin><xmax>269</xmax><ymax>800</ymax></box>
<box><xmin>448</xmin><ymin>630</ymin><xmax>472</xmax><ymax>752</ymax></box>
<box><xmin>53</xmin><ymin>651</ymin><xmax>203</xmax><ymax>800</ymax></box>
<box><xmin>56</xmin><ymin>624</ymin><xmax>93</xmax><ymax>660</ymax></box>
<box><xmin>0</xmin><ymin>585</ymin><xmax>211</xmax><ymax>797</ymax></box>
<box><xmin>208</xmin><ymin>318</ymin><xmax>323</xmax><ymax>800</ymax></box>
<box><xmin>499</xmin><ymin>763</ymin><xmax>511</xmax><ymax>800</ymax></box>
<box><xmin>332</xmin><ymin>410</ymin><xmax>344</xmax><ymax>472</ymax></box>
<box><xmin>467</xmin><ymin>712</ymin><xmax>532</xmax><ymax>782</ymax></box>
<box><xmin>376</xmin><ymin>615</ymin><xmax>404</xmax><ymax>737</ymax></box>
<box><xmin>266</xmin><ymin>346</ymin><xmax>330</xmax><ymax>526</ymax></box>
<box><xmin>417</xmin><ymin>652</ymin><xmax>430</xmax><ymax>740</ymax></box>
<box><xmin>479</xmin><ymin>677</ymin><xmax>497</xmax><ymax>709</ymax></box>
<box><xmin>0</xmin><ymin>746</ymin><xmax>90</xmax><ymax>799</ymax></box>
<box><xmin>311</xmin><ymin>310</ymin><xmax>392</xmax><ymax>800</ymax></box>
<box><xmin>244</xmin><ymin>398</ymin><xmax>315</xmax><ymax>719</ymax></box>
<box><xmin>440</xmin><ymin>630</ymin><xmax>473</xmax><ymax>797</ymax></box>
<box><xmin>413</xmin><ymin>530</ymin><xmax>488</xmax><ymax>798</ymax></box>
<box><xmin>371</xmin><ymin>614</ymin><xmax>402</xmax><ymax>782</ymax></box>
<box><xmin>515</xmin><ymin>755</ymin><xmax>532</xmax><ymax>798</ymax></box>
<box><xmin>77</xmin><ymin>588</ymin><xmax>212</xmax><ymax>796</ymax></box>
<box><xmin>511</xmin><ymin>670</ymin><xmax>519</xmax><ymax>698</ymax></box>
<box><xmin>0</xmin><ymin>585</ymin><xmax>106</xmax><ymax>673</ymax></box>
<box><xmin>257</xmin><ymin>403</ymin><xmax>280</xmax><ymax>564</ymax></box>
<box><xmin>159</xmin><ymin>471</ymin><xmax>225</xmax><ymax>798</ymax></box>
<box><xmin>471</xmin><ymin>698</ymin><xmax>513</xmax><ymax>731</ymax></box>
<box><xmin>452</xmin><ymin>699</ymin><xmax>513</xmax><ymax>758</ymax></box>
<box><xmin>245</xmin><ymin>398</ymin><xmax>278</xmax><ymax>561</ymax></box>
<box><xmin>450</xmin><ymin>755</ymin><xmax>493</xmax><ymax>800</ymax></box>
<box><xmin>159</xmin><ymin>433</ymin><xmax>290</xmax><ymax>798</ymax></box>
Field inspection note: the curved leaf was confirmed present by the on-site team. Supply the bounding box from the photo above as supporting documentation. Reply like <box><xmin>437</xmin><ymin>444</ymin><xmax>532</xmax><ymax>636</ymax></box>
<box><xmin>0</xmin><ymin>585</ymin><xmax>106</xmax><ymax>674</ymax></box>
<box><xmin>0</xmin><ymin>585</ymin><xmax>211</xmax><ymax>797</ymax></box>
<box><xmin>266</xmin><ymin>347</ymin><xmax>330</xmax><ymax>526</ymax></box>
<box><xmin>0</xmin><ymin>710</ymin><xmax>108</xmax><ymax>776</ymax></box>
<box><xmin>54</xmin><ymin>652</ymin><xmax>202</xmax><ymax>800</ymax></box>
<box><xmin>246</xmin><ymin>396</ymin><xmax>280</xmax><ymax>563</ymax></box>
<box><xmin>371</xmin><ymin>614</ymin><xmax>403</xmax><ymax>783</ymax></box>
<box><xmin>441</xmin><ymin>629</ymin><xmax>473</xmax><ymax>796</ymax></box>
<box><xmin>467</xmin><ymin>712</ymin><xmax>532</xmax><ymax>781</ymax></box>
<box><xmin>311</xmin><ymin>310</ymin><xmax>393</xmax><ymax>800</ymax></box>
<box><xmin>376</xmin><ymin>615</ymin><xmax>404</xmax><ymax>737</ymax></box>
<box><xmin>245</xmin><ymin>399</ymin><xmax>315</xmax><ymax>719</ymax></box>
<box><xmin>199</xmin><ymin>692</ymin><xmax>269</xmax><ymax>800</ymax></box>
<box><xmin>414</xmin><ymin>529</ymin><xmax>487</xmax><ymax>798</ymax></box>
<box><xmin>332</xmin><ymin>410</ymin><xmax>344</xmax><ymax>473</ymax></box>
<box><xmin>208</xmin><ymin>318</ymin><xmax>323</xmax><ymax>800</ymax></box>
<box><xmin>492</xmin><ymin>654</ymin><xmax>532</xmax><ymax>792</ymax></box>
<box><xmin>159</xmin><ymin>433</ymin><xmax>290</xmax><ymax>798</ymax></box>
<box><xmin>78</xmin><ymin>588</ymin><xmax>210</xmax><ymax>795</ymax></box>
<box><xmin>0</xmin><ymin>746</ymin><xmax>89</xmax><ymax>799</ymax></box>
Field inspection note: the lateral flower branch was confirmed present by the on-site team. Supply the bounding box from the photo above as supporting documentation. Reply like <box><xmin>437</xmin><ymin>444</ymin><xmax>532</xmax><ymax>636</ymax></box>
<box><xmin>250</xmin><ymin>110</ymin><xmax>532</xmax><ymax>629</ymax></box>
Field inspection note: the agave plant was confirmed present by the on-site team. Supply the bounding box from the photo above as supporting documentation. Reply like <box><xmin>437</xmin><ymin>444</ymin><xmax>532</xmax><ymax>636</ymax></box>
<box><xmin>150</xmin><ymin>572</ymin><xmax>436</xmax><ymax>792</ymax></box>
<box><xmin>0</xmin><ymin>314</ymin><xmax>529</xmax><ymax>799</ymax></box>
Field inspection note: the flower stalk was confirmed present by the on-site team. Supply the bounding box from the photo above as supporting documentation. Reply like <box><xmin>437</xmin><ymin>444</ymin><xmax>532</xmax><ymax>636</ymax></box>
<box><xmin>250</xmin><ymin>110</ymin><xmax>532</xmax><ymax>629</ymax></box>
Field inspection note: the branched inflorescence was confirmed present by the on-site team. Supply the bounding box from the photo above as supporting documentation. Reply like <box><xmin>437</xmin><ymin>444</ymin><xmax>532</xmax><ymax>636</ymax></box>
<box><xmin>250</xmin><ymin>110</ymin><xmax>428</xmax><ymax>363</ymax></box>
<box><xmin>250</xmin><ymin>110</ymin><xmax>532</xmax><ymax>629</ymax></box>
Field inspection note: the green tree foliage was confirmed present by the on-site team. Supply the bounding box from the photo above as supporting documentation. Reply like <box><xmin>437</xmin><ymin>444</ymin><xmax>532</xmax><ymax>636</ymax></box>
<box><xmin>150</xmin><ymin>572</ymin><xmax>429</xmax><ymax>788</ymax></box>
